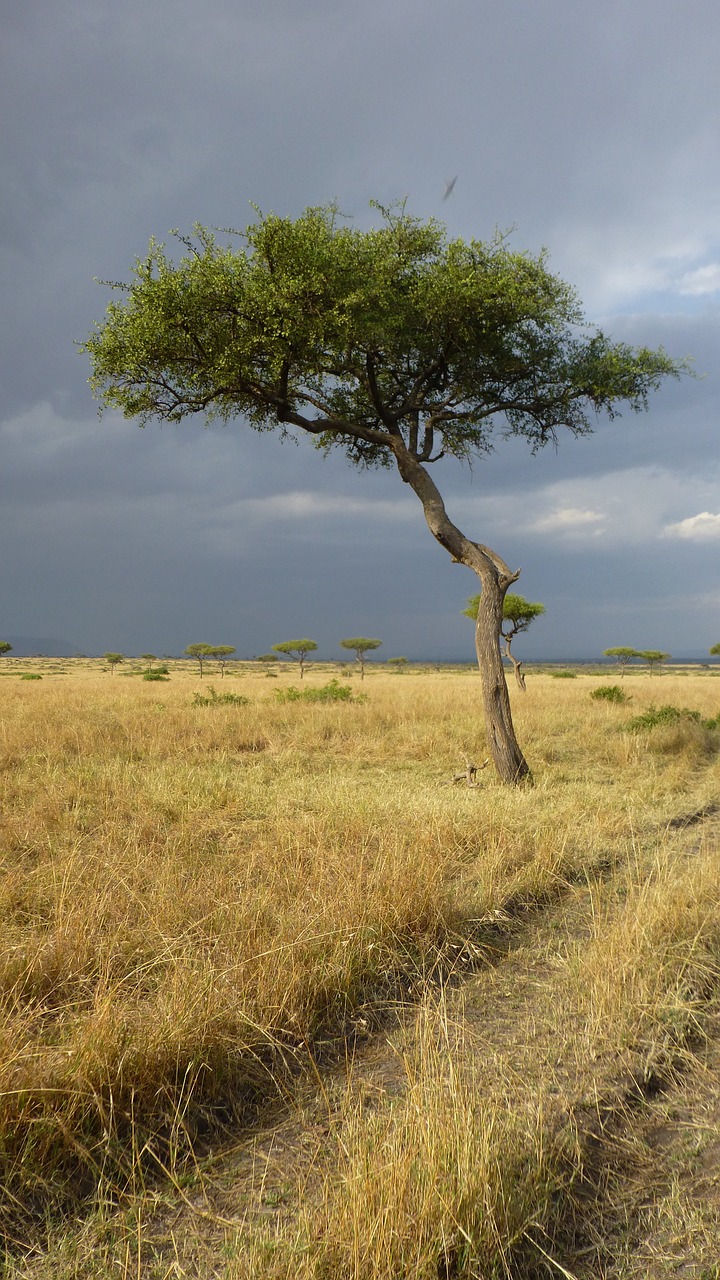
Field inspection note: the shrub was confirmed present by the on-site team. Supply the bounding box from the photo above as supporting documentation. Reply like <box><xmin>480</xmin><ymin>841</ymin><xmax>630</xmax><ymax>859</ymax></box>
<box><xmin>143</xmin><ymin>671</ymin><xmax>170</xmax><ymax>682</ymax></box>
<box><xmin>274</xmin><ymin>679</ymin><xmax>363</xmax><ymax>704</ymax></box>
<box><xmin>552</xmin><ymin>670</ymin><xmax>577</xmax><ymax>679</ymax></box>
<box><xmin>590</xmin><ymin>685</ymin><xmax>629</xmax><ymax>703</ymax></box>
<box><xmin>192</xmin><ymin>685</ymin><xmax>249</xmax><ymax>706</ymax></box>
<box><xmin>625</xmin><ymin>704</ymin><xmax>709</xmax><ymax>731</ymax></box>
<box><xmin>20</xmin><ymin>672</ymin><xmax>42</xmax><ymax>680</ymax></box>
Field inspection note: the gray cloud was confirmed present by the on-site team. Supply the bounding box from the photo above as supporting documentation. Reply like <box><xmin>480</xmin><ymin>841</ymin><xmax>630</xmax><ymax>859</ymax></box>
<box><xmin>2</xmin><ymin>0</ymin><xmax>719</xmax><ymax>658</ymax></box>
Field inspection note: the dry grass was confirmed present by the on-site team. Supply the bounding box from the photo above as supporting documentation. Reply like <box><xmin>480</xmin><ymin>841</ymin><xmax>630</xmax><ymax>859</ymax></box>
<box><xmin>1</xmin><ymin>661</ymin><xmax>720</xmax><ymax>1274</ymax></box>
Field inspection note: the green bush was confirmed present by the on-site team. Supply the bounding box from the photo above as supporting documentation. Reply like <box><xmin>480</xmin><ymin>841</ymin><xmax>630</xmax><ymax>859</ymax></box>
<box><xmin>20</xmin><ymin>672</ymin><xmax>42</xmax><ymax>680</ymax></box>
<box><xmin>551</xmin><ymin>670</ymin><xmax>577</xmax><ymax>679</ymax></box>
<box><xmin>192</xmin><ymin>685</ymin><xmax>249</xmax><ymax>706</ymax></box>
<box><xmin>626</xmin><ymin>704</ymin><xmax>720</xmax><ymax>731</ymax></box>
<box><xmin>590</xmin><ymin>685</ymin><xmax>629</xmax><ymax>703</ymax></box>
<box><xmin>274</xmin><ymin>678</ymin><xmax>363</xmax><ymax>704</ymax></box>
<box><xmin>143</xmin><ymin>671</ymin><xmax>170</xmax><ymax>682</ymax></box>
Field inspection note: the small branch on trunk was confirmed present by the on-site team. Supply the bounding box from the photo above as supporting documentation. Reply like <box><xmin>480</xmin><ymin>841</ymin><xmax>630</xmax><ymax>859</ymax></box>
<box><xmin>441</xmin><ymin>758</ymin><xmax>490</xmax><ymax>787</ymax></box>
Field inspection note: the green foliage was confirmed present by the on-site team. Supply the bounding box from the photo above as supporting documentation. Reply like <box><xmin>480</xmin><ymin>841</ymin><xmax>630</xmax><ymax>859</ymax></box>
<box><xmin>143</xmin><ymin>670</ymin><xmax>170</xmax><ymax>682</ymax></box>
<box><xmin>272</xmin><ymin>639</ymin><xmax>318</xmax><ymax>657</ymax></box>
<box><xmin>103</xmin><ymin>652</ymin><xmax>124</xmax><ymax>671</ymax></box>
<box><xmin>20</xmin><ymin>672</ymin><xmax>42</xmax><ymax>680</ymax></box>
<box><xmin>0</xmin><ymin>641</ymin><xmax>12</xmax><ymax>657</ymax></box>
<box><xmin>625</xmin><ymin>704</ymin><xmax>720</xmax><ymax>731</ymax></box>
<box><xmin>84</xmin><ymin>204</ymin><xmax>687</xmax><ymax>471</ymax></box>
<box><xmin>274</xmin><ymin>678</ymin><xmax>362</xmax><ymax>704</ymax></box>
<box><xmin>141</xmin><ymin>653</ymin><xmax>157</xmax><ymax>666</ymax></box>
<box><xmin>388</xmin><ymin>656</ymin><xmax>409</xmax><ymax>668</ymax></box>
<box><xmin>463</xmin><ymin>592</ymin><xmax>545</xmax><ymax>634</ymax></box>
<box><xmin>709</xmin><ymin>643</ymin><xmax>720</xmax><ymax>657</ymax></box>
<box><xmin>551</xmin><ymin>670</ymin><xmax>577</xmax><ymax>679</ymax></box>
<box><xmin>257</xmin><ymin>652</ymin><xmax>280</xmax><ymax>662</ymax></box>
<box><xmin>590</xmin><ymin>685</ymin><xmax>629</xmax><ymax>703</ymax></box>
<box><xmin>340</xmin><ymin>637</ymin><xmax>382</xmax><ymax>654</ymax></box>
<box><xmin>638</xmin><ymin>650</ymin><xmax>671</xmax><ymax>672</ymax></box>
<box><xmin>192</xmin><ymin>685</ymin><xmax>249</xmax><ymax>706</ymax></box>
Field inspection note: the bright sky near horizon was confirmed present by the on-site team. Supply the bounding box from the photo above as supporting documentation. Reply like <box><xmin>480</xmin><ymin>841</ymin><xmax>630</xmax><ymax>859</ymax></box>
<box><xmin>2</xmin><ymin>0</ymin><xmax>719</xmax><ymax>660</ymax></box>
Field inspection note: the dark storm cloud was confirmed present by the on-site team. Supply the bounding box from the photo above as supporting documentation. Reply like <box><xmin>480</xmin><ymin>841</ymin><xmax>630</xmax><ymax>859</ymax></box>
<box><xmin>2</xmin><ymin>0</ymin><xmax>719</xmax><ymax>656</ymax></box>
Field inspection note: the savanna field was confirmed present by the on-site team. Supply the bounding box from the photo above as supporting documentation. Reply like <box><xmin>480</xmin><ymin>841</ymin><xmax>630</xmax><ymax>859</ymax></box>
<box><xmin>2</xmin><ymin>657</ymin><xmax>720</xmax><ymax>1278</ymax></box>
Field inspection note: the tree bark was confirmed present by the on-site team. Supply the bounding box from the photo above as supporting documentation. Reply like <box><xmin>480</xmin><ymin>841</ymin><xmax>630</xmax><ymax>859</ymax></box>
<box><xmin>475</xmin><ymin>576</ymin><xmax>531</xmax><ymax>781</ymax></box>
<box><xmin>503</xmin><ymin>638</ymin><xmax>527</xmax><ymax>692</ymax></box>
<box><xmin>390</xmin><ymin>439</ymin><xmax>532</xmax><ymax>785</ymax></box>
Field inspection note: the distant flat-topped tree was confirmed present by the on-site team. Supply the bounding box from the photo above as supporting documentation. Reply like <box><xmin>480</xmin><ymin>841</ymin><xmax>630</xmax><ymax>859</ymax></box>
<box><xmin>339</xmin><ymin>637</ymin><xmax>382</xmax><ymax>681</ymax></box>
<box><xmin>464</xmin><ymin>593</ymin><xmax>544</xmax><ymax>691</ymax></box>
<box><xmin>271</xmin><ymin>639</ymin><xmax>317</xmax><ymax>679</ymax></box>
<box><xmin>603</xmin><ymin>647</ymin><xmax>642</xmax><ymax>677</ymax></box>
<box><xmin>84</xmin><ymin>203</ymin><xmax>687</xmax><ymax>782</ymax></box>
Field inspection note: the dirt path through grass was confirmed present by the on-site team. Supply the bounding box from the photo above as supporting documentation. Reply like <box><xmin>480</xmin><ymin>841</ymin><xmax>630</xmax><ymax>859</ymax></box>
<box><xmin>46</xmin><ymin>803</ymin><xmax>716</xmax><ymax>1280</ymax></box>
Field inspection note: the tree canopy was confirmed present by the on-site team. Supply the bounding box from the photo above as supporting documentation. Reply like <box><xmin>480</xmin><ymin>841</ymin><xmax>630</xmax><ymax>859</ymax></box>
<box><xmin>84</xmin><ymin>202</ymin><xmax>684</xmax><ymax>472</ymax></box>
<box><xmin>83</xmin><ymin>202</ymin><xmax>687</xmax><ymax>783</ymax></box>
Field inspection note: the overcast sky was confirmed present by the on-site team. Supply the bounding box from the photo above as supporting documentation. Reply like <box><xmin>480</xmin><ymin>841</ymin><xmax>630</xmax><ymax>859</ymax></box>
<box><xmin>2</xmin><ymin>0</ymin><xmax>719</xmax><ymax>661</ymax></box>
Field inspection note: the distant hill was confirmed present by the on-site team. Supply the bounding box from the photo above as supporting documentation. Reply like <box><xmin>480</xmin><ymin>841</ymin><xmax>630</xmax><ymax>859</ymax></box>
<box><xmin>3</xmin><ymin>636</ymin><xmax>83</xmax><ymax>657</ymax></box>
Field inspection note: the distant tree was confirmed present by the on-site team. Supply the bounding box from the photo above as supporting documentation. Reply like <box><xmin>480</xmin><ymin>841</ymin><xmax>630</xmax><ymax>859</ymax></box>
<box><xmin>141</xmin><ymin>653</ymin><xmax>157</xmax><ymax>668</ymax></box>
<box><xmin>339</xmin><ymin>637</ymin><xmax>382</xmax><ymax>681</ymax></box>
<box><xmin>388</xmin><ymin>656</ymin><xmax>408</xmax><ymax>671</ymax></box>
<box><xmin>257</xmin><ymin>653</ymin><xmax>280</xmax><ymax>663</ymax></box>
<box><xmin>84</xmin><ymin>203</ymin><xmax>686</xmax><ymax>783</ymax></box>
<box><xmin>185</xmin><ymin>643</ymin><xmax>214</xmax><ymax>677</ymax></box>
<box><xmin>603</xmin><ymin>647</ymin><xmax>642</xmax><ymax>677</ymax></box>
<box><xmin>104</xmin><ymin>652</ymin><xmax>124</xmax><ymax>673</ymax></box>
<box><xmin>463</xmin><ymin>593</ymin><xmax>544</xmax><ymax>691</ymax></box>
<box><xmin>639</xmin><ymin>650</ymin><xmax>670</xmax><ymax>675</ymax></box>
<box><xmin>710</xmin><ymin>643</ymin><xmax>720</xmax><ymax>658</ymax></box>
<box><xmin>0</xmin><ymin>642</ymin><xmax>12</xmax><ymax>657</ymax></box>
<box><xmin>271</xmin><ymin>639</ymin><xmax>318</xmax><ymax>679</ymax></box>
<box><xmin>208</xmin><ymin>645</ymin><xmax>236</xmax><ymax>677</ymax></box>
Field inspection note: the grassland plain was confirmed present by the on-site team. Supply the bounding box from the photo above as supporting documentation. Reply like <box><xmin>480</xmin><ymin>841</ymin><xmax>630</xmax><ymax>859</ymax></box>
<box><xmin>1</xmin><ymin>660</ymin><xmax>720</xmax><ymax>1276</ymax></box>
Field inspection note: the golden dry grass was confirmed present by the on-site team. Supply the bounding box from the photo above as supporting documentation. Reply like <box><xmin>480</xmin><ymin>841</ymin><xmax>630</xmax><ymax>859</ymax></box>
<box><xmin>1</xmin><ymin>660</ymin><xmax>720</xmax><ymax>1274</ymax></box>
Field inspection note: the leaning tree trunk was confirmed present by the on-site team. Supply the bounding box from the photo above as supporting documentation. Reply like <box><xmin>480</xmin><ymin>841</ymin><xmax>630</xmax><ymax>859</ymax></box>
<box><xmin>474</xmin><ymin>570</ymin><xmax>532</xmax><ymax>783</ymax></box>
<box><xmin>391</xmin><ymin>441</ymin><xmax>532</xmax><ymax>786</ymax></box>
<box><xmin>503</xmin><ymin>638</ymin><xmax>527</xmax><ymax>692</ymax></box>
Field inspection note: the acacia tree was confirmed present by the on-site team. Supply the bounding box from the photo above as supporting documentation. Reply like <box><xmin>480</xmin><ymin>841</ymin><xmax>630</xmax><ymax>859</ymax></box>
<box><xmin>83</xmin><ymin>204</ymin><xmax>685</xmax><ymax>783</ymax></box>
<box><xmin>710</xmin><ymin>644</ymin><xmax>720</xmax><ymax>659</ymax></box>
<box><xmin>104</xmin><ymin>652</ymin><xmax>123</xmax><ymax>673</ymax></box>
<box><xmin>185</xmin><ymin>642</ymin><xmax>214</xmax><ymax>676</ymax></box>
<box><xmin>272</xmin><ymin>638</ymin><xmax>317</xmax><ymax>678</ymax></box>
<box><xmin>639</xmin><ymin>649</ymin><xmax>670</xmax><ymax>675</ymax></box>
<box><xmin>208</xmin><ymin>644</ymin><xmax>236</xmax><ymax>677</ymax></box>
<box><xmin>339</xmin><ymin>637</ymin><xmax>382</xmax><ymax>680</ymax></box>
<box><xmin>0</xmin><ymin>642</ymin><xmax>12</xmax><ymax>657</ymax></box>
<box><xmin>464</xmin><ymin>593</ymin><xmax>544</xmax><ymax>690</ymax></box>
<box><xmin>603</xmin><ymin>646</ymin><xmax>642</xmax><ymax>677</ymax></box>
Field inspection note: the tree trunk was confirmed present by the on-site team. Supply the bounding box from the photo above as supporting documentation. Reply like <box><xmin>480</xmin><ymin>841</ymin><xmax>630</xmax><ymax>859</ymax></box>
<box><xmin>390</xmin><ymin>440</ymin><xmax>532</xmax><ymax>786</ymax></box>
<box><xmin>503</xmin><ymin>638</ymin><xmax>527</xmax><ymax>691</ymax></box>
<box><xmin>475</xmin><ymin>574</ymin><xmax>532</xmax><ymax>782</ymax></box>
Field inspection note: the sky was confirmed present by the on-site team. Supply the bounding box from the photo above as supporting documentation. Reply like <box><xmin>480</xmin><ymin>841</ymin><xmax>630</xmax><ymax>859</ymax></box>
<box><xmin>2</xmin><ymin>0</ymin><xmax>719</xmax><ymax>661</ymax></box>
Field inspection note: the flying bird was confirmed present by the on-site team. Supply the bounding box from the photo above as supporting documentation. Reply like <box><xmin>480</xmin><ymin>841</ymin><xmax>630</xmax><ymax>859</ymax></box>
<box><xmin>443</xmin><ymin>176</ymin><xmax>458</xmax><ymax>200</ymax></box>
